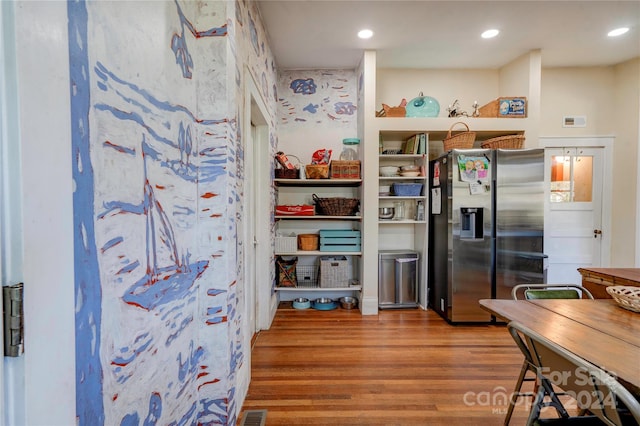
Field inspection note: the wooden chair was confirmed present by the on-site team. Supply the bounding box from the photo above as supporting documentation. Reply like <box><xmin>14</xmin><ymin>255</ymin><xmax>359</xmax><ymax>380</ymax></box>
<box><xmin>511</xmin><ymin>283</ymin><xmax>594</xmax><ymax>301</ymax></box>
<box><xmin>508</xmin><ymin>321</ymin><xmax>640</xmax><ymax>426</ymax></box>
<box><xmin>504</xmin><ymin>284</ymin><xmax>594</xmax><ymax>425</ymax></box>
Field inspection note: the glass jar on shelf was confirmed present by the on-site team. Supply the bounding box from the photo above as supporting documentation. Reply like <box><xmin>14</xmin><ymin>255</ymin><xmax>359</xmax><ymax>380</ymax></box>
<box><xmin>339</xmin><ymin>138</ymin><xmax>360</xmax><ymax>160</ymax></box>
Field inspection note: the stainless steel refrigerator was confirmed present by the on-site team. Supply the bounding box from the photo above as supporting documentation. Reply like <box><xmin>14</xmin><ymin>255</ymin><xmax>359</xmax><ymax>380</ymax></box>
<box><xmin>428</xmin><ymin>148</ymin><xmax>547</xmax><ymax>323</ymax></box>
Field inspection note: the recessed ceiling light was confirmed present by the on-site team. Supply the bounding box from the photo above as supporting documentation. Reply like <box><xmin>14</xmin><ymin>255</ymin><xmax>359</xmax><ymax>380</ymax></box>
<box><xmin>481</xmin><ymin>29</ymin><xmax>500</xmax><ymax>39</ymax></box>
<box><xmin>608</xmin><ymin>27</ymin><xmax>629</xmax><ymax>37</ymax></box>
<box><xmin>358</xmin><ymin>29</ymin><xmax>373</xmax><ymax>39</ymax></box>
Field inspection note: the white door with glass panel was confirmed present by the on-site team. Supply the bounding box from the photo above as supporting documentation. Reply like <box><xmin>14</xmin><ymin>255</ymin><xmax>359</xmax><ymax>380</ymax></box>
<box><xmin>544</xmin><ymin>147</ymin><xmax>603</xmax><ymax>284</ymax></box>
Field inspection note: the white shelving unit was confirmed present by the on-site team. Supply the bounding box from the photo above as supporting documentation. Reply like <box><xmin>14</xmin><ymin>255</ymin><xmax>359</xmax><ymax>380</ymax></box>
<box><xmin>378</xmin><ymin>153</ymin><xmax>428</xmax><ymax>224</ymax></box>
<box><xmin>274</xmin><ymin>178</ymin><xmax>363</xmax><ymax>301</ymax></box>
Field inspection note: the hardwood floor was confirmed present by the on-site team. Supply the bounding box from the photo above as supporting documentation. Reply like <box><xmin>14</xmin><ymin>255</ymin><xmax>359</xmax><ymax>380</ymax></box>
<box><xmin>239</xmin><ymin>306</ymin><xmax>552</xmax><ymax>425</ymax></box>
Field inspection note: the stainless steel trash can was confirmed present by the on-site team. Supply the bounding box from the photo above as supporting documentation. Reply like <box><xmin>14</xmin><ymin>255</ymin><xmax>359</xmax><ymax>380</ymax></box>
<box><xmin>378</xmin><ymin>250</ymin><xmax>419</xmax><ymax>309</ymax></box>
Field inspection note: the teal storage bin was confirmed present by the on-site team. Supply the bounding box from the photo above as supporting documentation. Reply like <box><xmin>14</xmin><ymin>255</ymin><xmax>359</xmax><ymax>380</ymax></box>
<box><xmin>319</xmin><ymin>230</ymin><xmax>361</xmax><ymax>252</ymax></box>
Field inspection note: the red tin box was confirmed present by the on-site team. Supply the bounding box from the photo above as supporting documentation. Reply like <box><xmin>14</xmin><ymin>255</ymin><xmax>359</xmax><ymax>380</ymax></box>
<box><xmin>275</xmin><ymin>205</ymin><xmax>315</xmax><ymax>216</ymax></box>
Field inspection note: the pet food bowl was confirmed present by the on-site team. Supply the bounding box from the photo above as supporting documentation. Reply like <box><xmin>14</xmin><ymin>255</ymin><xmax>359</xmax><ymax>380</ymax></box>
<box><xmin>292</xmin><ymin>297</ymin><xmax>311</xmax><ymax>310</ymax></box>
<box><xmin>339</xmin><ymin>296</ymin><xmax>358</xmax><ymax>310</ymax></box>
<box><xmin>313</xmin><ymin>297</ymin><xmax>337</xmax><ymax>310</ymax></box>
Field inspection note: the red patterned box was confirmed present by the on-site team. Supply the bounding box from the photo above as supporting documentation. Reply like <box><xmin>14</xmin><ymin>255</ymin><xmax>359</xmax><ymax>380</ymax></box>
<box><xmin>275</xmin><ymin>205</ymin><xmax>315</xmax><ymax>216</ymax></box>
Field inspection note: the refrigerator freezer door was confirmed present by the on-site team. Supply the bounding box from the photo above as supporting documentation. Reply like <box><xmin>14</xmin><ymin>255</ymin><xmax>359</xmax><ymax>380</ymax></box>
<box><xmin>450</xmin><ymin>149</ymin><xmax>493</xmax><ymax>322</ymax></box>
<box><xmin>495</xmin><ymin>149</ymin><xmax>545</xmax><ymax>300</ymax></box>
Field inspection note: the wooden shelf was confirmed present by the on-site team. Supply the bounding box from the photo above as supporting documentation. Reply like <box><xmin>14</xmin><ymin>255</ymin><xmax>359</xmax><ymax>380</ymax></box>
<box><xmin>275</xmin><ymin>178</ymin><xmax>362</xmax><ymax>187</ymax></box>
<box><xmin>275</xmin><ymin>250</ymin><xmax>362</xmax><ymax>256</ymax></box>
<box><xmin>275</xmin><ymin>286</ymin><xmax>362</xmax><ymax>292</ymax></box>
<box><xmin>275</xmin><ymin>215</ymin><xmax>361</xmax><ymax>220</ymax></box>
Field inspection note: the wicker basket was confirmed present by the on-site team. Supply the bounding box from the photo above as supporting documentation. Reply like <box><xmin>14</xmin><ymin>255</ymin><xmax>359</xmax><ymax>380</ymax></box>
<box><xmin>297</xmin><ymin>233</ymin><xmax>319</xmax><ymax>251</ymax></box>
<box><xmin>312</xmin><ymin>194</ymin><xmax>360</xmax><ymax>216</ymax></box>
<box><xmin>305</xmin><ymin>164</ymin><xmax>329</xmax><ymax>179</ymax></box>
<box><xmin>330</xmin><ymin>160</ymin><xmax>361</xmax><ymax>179</ymax></box>
<box><xmin>478</xmin><ymin>99</ymin><xmax>499</xmax><ymax>117</ymax></box>
<box><xmin>481</xmin><ymin>135</ymin><xmax>525</xmax><ymax>149</ymax></box>
<box><xmin>319</xmin><ymin>256</ymin><xmax>350</xmax><ymax>288</ymax></box>
<box><xmin>606</xmin><ymin>286</ymin><xmax>640</xmax><ymax>313</ymax></box>
<box><xmin>443</xmin><ymin>122</ymin><xmax>476</xmax><ymax>151</ymax></box>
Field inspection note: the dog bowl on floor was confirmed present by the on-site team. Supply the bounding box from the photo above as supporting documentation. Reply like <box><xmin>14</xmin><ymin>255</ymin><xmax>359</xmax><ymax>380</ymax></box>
<box><xmin>339</xmin><ymin>296</ymin><xmax>358</xmax><ymax>310</ymax></box>
<box><xmin>313</xmin><ymin>297</ymin><xmax>337</xmax><ymax>310</ymax></box>
<box><xmin>292</xmin><ymin>297</ymin><xmax>311</xmax><ymax>310</ymax></box>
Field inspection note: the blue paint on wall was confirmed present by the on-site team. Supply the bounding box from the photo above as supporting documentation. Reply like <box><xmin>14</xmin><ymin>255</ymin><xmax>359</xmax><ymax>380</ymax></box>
<box><xmin>68</xmin><ymin>0</ymin><xmax>105</xmax><ymax>423</ymax></box>
<box><xmin>290</xmin><ymin>78</ymin><xmax>317</xmax><ymax>95</ymax></box>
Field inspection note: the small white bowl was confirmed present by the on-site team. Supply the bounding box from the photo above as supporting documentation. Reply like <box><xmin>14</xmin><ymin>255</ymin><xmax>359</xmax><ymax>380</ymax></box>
<box><xmin>400</xmin><ymin>171</ymin><xmax>421</xmax><ymax>177</ymax></box>
<box><xmin>401</xmin><ymin>165</ymin><xmax>420</xmax><ymax>171</ymax></box>
<box><xmin>379</xmin><ymin>166</ymin><xmax>399</xmax><ymax>177</ymax></box>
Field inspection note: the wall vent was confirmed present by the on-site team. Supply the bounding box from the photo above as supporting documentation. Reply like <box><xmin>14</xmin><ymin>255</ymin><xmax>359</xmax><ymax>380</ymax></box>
<box><xmin>240</xmin><ymin>409</ymin><xmax>267</xmax><ymax>426</ymax></box>
<box><xmin>563</xmin><ymin>116</ymin><xmax>587</xmax><ymax>128</ymax></box>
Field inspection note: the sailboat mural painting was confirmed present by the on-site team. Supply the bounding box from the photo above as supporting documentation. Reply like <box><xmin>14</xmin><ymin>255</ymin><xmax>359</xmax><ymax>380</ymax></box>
<box><xmin>120</xmin><ymin>141</ymin><xmax>209</xmax><ymax>312</ymax></box>
<box><xmin>69</xmin><ymin>0</ymin><xmax>255</xmax><ymax>424</ymax></box>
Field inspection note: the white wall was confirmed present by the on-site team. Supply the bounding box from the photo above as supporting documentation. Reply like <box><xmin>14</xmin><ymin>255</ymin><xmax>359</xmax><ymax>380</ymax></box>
<box><xmin>14</xmin><ymin>2</ymin><xmax>76</xmax><ymax>424</ymax></box>
<box><xmin>376</xmin><ymin>68</ymin><xmax>499</xmax><ymax>119</ymax></box>
<box><xmin>613</xmin><ymin>58</ymin><xmax>640</xmax><ymax>266</ymax></box>
<box><xmin>540</xmin><ymin>62</ymin><xmax>639</xmax><ymax>266</ymax></box>
<box><xmin>540</xmin><ymin>67</ymin><xmax>616</xmax><ymax>136</ymax></box>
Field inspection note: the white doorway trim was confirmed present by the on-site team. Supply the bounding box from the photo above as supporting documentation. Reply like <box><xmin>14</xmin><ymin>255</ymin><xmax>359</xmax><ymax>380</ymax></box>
<box><xmin>244</xmin><ymin>69</ymin><xmax>276</xmax><ymax>332</ymax></box>
<box><xmin>539</xmin><ymin>136</ymin><xmax>613</xmax><ymax>267</ymax></box>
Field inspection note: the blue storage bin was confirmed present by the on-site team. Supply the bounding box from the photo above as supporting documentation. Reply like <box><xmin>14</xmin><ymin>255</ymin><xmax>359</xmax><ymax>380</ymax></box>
<box><xmin>319</xmin><ymin>230</ymin><xmax>361</xmax><ymax>252</ymax></box>
<box><xmin>392</xmin><ymin>183</ymin><xmax>423</xmax><ymax>196</ymax></box>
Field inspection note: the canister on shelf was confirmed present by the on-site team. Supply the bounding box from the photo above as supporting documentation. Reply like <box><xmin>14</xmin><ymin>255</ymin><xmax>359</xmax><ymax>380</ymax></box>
<box><xmin>340</xmin><ymin>138</ymin><xmax>360</xmax><ymax>160</ymax></box>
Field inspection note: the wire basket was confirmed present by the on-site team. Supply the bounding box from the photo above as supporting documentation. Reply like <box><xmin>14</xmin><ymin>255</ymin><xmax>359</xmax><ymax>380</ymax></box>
<box><xmin>481</xmin><ymin>135</ymin><xmax>525</xmax><ymax>149</ymax></box>
<box><xmin>296</xmin><ymin>265</ymin><xmax>318</xmax><ymax>288</ymax></box>
<box><xmin>443</xmin><ymin>122</ymin><xmax>476</xmax><ymax>151</ymax></box>
<box><xmin>312</xmin><ymin>194</ymin><xmax>360</xmax><ymax>216</ymax></box>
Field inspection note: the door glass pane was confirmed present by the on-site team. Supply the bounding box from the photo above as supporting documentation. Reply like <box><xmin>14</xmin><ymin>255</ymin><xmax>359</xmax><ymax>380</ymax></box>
<box><xmin>550</xmin><ymin>155</ymin><xmax>571</xmax><ymax>202</ymax></box>
<box><xmin>549</xmin><ymin>154</ymin><xmax>593</xmax><ymax>202</ymax></box>
<box><xmin>572</xmin><ymin>156</ymin><xmax>593</xmax><ymax>202</ymax></box>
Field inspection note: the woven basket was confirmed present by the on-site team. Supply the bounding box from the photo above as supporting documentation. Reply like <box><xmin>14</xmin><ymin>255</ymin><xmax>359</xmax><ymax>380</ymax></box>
<box><xmin>305</xmin><ymin>164</ymin><xmax>329</xmax><ymax>179</ymax></box>
<box><xmin>297</xmin><ymin>234</ymin><xmax>319</xmax><ymax>251</ymax></box>
<box><xmin>478</xmin><ymin>99</ymin><xmax>499</xmax><ymax>117</ymax></box>
<box><xmin>312</xmin><ymin>194</ymin><xmax>359</xmax><ymax>216</ymax></box>
<box><xmin>481</xmin><ymin>135</ymin><xmax>525</xmax><ymax>149</ymax></box>
<box><xmin>443</xmin><ymin>122</ymin><xmax>476</xmax><ymax>151</ymax></box>
<box><xmin>606</xmin><ymin>286</ymin><xmax>640</xmax><ymax>313</ymax></box>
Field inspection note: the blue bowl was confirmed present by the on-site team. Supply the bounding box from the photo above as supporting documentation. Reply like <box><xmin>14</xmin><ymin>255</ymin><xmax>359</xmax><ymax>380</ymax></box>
<box><xmin>313</xmin><ymin>298</ymin><xmax>337</xmax><ymax>310</ymax></box>
<box><xmin>292</xmin><ymin>297</ymin><xmax>311</xmax><ymax>309</ymax></box>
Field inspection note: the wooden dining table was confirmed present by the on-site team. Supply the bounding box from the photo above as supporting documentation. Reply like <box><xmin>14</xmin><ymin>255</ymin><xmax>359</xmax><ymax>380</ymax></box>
<box><xmin>479</xmin><ymin>298</ymin><xmax>640</xmax><ymax>390</ymax></box>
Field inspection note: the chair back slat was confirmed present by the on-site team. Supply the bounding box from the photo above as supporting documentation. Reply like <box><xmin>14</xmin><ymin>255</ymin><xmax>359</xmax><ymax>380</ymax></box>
<box><xmin>511</xmin><ymin>283</ymin><xmax>594</xmax><ymax>300</ymax></box>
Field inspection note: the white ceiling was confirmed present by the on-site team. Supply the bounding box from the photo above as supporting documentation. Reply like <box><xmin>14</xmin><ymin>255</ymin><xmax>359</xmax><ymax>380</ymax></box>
<box><xmin>256</xmin><ymin>0</ymin><xmax>640</xmax><ymax>70</ymax></box>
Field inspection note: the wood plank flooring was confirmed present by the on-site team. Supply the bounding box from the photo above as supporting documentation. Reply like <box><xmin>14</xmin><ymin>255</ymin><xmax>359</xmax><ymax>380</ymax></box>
<box><xmin>239</xmin><ymin>306</ymin><xmax>556</xmax><ymax>425</ymax></box>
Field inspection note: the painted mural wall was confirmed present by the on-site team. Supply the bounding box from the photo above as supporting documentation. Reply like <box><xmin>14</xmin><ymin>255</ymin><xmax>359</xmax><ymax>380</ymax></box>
<box><xmin>277</xmin><ymin>70</ymin><xmax>359</xmax><ymax>164</ymax></box>
<box><xmin>69</xmin><ymin>0</ymin><xmax>276</xmax><ymax>424</ymax></box>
